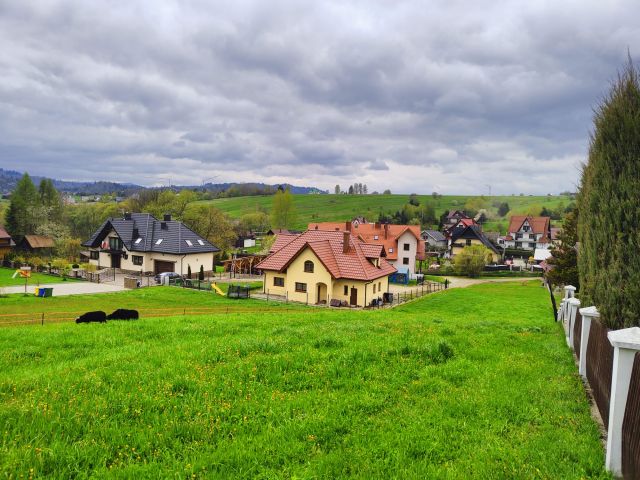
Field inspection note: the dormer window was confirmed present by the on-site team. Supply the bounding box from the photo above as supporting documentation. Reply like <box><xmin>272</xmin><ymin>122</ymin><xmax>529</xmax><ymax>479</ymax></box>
<box><xmin>389</xmin><ymin>248</ymin><xmax>393</xmax><ymax>253</ymax></box>
<box><xmin>304</xmin><ymin>260</ymin><xmax>314</xmax><ymax>273</ymax></box>
<box><xmin>374</xmin><ymin>235</ymin><xmax>378</xmax><ymax>240</ymax></box>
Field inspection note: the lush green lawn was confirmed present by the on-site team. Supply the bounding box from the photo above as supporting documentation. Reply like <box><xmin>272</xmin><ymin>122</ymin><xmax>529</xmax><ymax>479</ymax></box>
<box><xmin>198</xmin><ymin>194</ymin><xmax>572</xmax><ymax>231</ymax></box>
<box><xmin>0</xmin><ymin>267</ymin><xmax>78</xmax><ymax>287</ymax></box>
<box><xmin>0</xmin><ymin>285</ymin><xmax>282</xmax><ymax>325</ymax></box>
<box><xmin>0</xmin><ymin>282</ymin><xmax>607</xmax><ymax>478</ymax></box>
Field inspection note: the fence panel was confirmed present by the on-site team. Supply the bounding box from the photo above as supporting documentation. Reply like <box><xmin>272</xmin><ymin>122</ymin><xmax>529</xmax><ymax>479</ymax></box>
<box><xmin>573</xmin><ymin>311</ymin><xmax>582</xmax><ymax>358</ymax></box>
<box><xmin>622</xmin><ymin>353</ymin><xmax>640</xmax><ymax>479</ymax></box>
<box><xmin>585</xmin><ymin>319</ymin><xmax>614</xmax><ymax>429</ymax></box>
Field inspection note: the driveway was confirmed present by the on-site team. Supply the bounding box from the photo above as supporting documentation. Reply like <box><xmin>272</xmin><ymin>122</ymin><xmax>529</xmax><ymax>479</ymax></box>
<box><xmin>388</xmin><ymin>276</ymin><xmax>539</xmax><ymax>294</ymax></box>
<box><xmin>2</xmin><ymin>281</ymin><xmax>126</xmax><ymax>297</ymax></box>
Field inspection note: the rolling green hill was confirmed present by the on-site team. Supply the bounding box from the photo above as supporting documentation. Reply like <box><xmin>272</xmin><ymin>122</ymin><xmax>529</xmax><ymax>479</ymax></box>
<box><xmin>198</xmin><ymin>194</ymin><xmax>573</xmax><ymax>232</ymax></box>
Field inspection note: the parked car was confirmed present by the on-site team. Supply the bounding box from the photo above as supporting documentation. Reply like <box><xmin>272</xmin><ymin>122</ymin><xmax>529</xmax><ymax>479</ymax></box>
<box><xmin>155</xmin><ymin>272</ymin><xmax>182</xmax><ymax>284</ymax></box>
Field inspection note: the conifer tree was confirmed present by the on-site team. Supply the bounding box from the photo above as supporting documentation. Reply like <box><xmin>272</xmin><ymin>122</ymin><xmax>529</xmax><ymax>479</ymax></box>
<box><xmin>6</xmin><ymin>173</ymin><xmax>38</xmax><ymax>237</ymax></box>
<box><xmin>577</xmin><ymin>58</ymin><xmax>640</xmax><ymax>328</ymax></box>
<box><xmin>546</xmin><ymin>211</ymin><xmax>579</xmax><ymax>289</ymax></box>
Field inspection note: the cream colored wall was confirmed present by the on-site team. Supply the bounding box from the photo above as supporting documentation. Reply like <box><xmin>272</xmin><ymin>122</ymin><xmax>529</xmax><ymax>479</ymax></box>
<box><xmin>285</xmin><ymin>248</ymin><xmax>333</xmax><ymax>303</ymax></box>
<box><xmin>264</xmin><ymin>271</ymin><xmax>287</xmax><ymax>296</ymax></box>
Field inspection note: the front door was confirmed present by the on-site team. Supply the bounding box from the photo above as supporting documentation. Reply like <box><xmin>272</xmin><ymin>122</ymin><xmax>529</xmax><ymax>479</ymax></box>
<box><xmin>350</xmin><ymin>287</ymin><xmax>357</xmax><ymax>306</ymax></box>
<box><xmin>111</xmin><ymin>254</ymin><xmax>121</xmax><ymax>269</ymax></box>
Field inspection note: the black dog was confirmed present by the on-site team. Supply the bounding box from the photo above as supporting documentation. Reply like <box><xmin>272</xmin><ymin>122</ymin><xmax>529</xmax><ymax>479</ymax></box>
<box><xmin>75</xmin><ymin>311</ymin><xmax>107</xmax><ymax>324</ymax></box>
<box><xmin>106</xmin><ymin>309</ymin><xmax>139</xmax><ymax>321</ymax></box>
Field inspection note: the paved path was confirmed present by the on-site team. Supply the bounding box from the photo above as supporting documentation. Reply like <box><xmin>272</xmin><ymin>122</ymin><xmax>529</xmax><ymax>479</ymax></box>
<box><xmin>2</xmin><ymin>282</ymin><xmax>126</xmax><ymax>297</ymax></box>
<box><xmin>388</xmin><ymin>276</ymin><xmax>538</xmax><ymax>294</ymax></box>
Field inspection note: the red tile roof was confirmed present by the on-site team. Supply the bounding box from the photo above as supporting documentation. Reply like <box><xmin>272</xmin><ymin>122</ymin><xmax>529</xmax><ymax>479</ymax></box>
<box><xmin>308</xmin><ymin>222</ymin><xmax>425</xmax><ymax>261</ymax></box>
<box><xmin>508</xmin><ymin>216</ymin><xmax>550</xmax><ymax>235</ymax></box>
<box><xmin>270</xmin><ymin>233</ymin><xmax>298</xmax><ymax>253</ymax></box>
<box><xmin>257</xmin><ymin>230</ymin><xmax>396</xmax><ymax>281</ymax></box>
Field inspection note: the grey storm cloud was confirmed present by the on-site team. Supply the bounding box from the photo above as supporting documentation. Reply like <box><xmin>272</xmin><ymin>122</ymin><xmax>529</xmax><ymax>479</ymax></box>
<box><xmin>0</xmin><ymin>0</ymin><xmax>639</xmax><ymax>193</ymax></box>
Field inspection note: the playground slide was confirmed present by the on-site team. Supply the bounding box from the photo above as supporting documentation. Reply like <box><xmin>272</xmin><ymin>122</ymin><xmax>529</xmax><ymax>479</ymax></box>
<box><xmin>211</xmin><ymin>283</ymin><xmax>225</xmax><ymax>296</ymax></box>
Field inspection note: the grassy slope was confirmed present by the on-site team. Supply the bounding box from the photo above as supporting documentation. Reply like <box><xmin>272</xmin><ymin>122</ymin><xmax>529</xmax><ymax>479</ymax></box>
<box><xmin>198</xmin><ymin>194</ymin><xmax>572</xmax><ymax>231</ymax></box>
<box><xmin>0</xmin><ymin>285</ymin><xmax>288</xmax><ymax>325</ymax></box>
<box><xmin>0</xmin><ymin>267</ymin><xmax>78</xmax><ymax>287</ymax></box>
<box><xmin>0</xmin><ymin>282</ymin><xmax>607</xmax><ymax>478</ymax></box>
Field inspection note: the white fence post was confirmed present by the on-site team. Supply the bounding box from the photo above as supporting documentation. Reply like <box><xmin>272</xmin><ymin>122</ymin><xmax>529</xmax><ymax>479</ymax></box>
<box><xmin>578</xmin><ymin>306</ymin><xmax>600</xmax><ymax>378</ymax></box>
<box><xmin>564</xmin><ymin>285</ymin><xmax>576</xmax><ymax>299</ymax></box>
<box><xmin>566</xmin><ymin>298</ymin><xmax>581</xmax><ymax>348</ymax></box>
<box><xmin>606</xmin><ymin>327</ymin><xmax>640</xmax><ymax>476</ymax></box>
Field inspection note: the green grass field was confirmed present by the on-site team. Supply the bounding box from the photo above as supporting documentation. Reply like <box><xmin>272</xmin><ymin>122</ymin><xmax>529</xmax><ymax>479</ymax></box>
<box><xmin>0</xmin><ymin>282</ymin><xmax>607</xmax><ymax>478</ymax></box>
<box><xmin>198</xmin><ymin>194</ymin><xmax>573</xmax><ymax>231</ymax></box>
<box><xmin>0</xmin><ymin>267</ymin><xmax>78</xmax><ymax>287</ymax></box>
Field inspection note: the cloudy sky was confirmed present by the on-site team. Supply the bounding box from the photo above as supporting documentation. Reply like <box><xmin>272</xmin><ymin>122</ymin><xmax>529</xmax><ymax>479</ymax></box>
<box><xmin>1</xmin><ymin>1</ymin><xmax>638</xmax><ymax>194</ymax></box>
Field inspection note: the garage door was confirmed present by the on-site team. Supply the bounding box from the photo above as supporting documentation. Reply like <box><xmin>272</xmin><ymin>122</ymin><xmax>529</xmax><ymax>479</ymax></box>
<box><xmin>154</xmin><ymin>260</ymin><xmax>175</xmax><ymax>274</ymax></box>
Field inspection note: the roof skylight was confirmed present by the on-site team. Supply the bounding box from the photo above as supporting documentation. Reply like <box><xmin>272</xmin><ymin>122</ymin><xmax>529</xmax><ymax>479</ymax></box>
<box><xmin>155</xmin><ymin>239</ymin><xmax>163</xmax><ymax>245</ymax></box>
<box><xmin>185</xmin><ymin>239</ymin><xmax>193</xmax><ymax>246</ymax></box>
<box><xmin>197</xmin><ymin>240</ymin><xmax>205</xmax><ymax>246</ymax></box>
<box><xmin>134</xmin><ymin>238</ymin><xmax>142</xmax><ymax>244</ymax></box>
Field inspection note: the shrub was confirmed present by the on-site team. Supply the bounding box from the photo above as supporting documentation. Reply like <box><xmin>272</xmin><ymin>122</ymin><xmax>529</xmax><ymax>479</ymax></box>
<box><xmin>577</xmin><ymin>59</ymin><xmax>640</xmax><ymax>329</ymax></box>
<box><xmin>454</xmin><ymin>245</ymin><xmax>493</xmax><ymax>277</ymax></box>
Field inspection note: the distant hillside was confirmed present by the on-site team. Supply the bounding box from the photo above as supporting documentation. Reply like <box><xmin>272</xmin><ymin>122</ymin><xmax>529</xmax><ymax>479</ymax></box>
<box><xmin>0</xmin><ymin>169</ymin><xmax>326</xmax><ymax>196</ymax></box>
<box><xmin>0</xmin><ymin>169</ymin><xmax>142</xmax><ymax>196</ymax></box>
<box><xmin>198</xmin><ymin>193</ymin><xmax>574</xmax><ymax>232</ymax></box>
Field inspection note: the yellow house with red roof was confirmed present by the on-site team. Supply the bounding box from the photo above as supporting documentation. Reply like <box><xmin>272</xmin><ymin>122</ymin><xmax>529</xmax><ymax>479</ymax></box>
<box><xmin>256</xmin><ymin>229</ymin><xmax>396</xmax><ymax>307</ymax></box>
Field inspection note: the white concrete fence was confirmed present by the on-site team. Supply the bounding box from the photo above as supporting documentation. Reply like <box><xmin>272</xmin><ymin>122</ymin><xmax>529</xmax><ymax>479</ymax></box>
<box><xmin>558</xmin><ymin>285</ymin><xmax>640</xmax><ymax>477</ymax></box>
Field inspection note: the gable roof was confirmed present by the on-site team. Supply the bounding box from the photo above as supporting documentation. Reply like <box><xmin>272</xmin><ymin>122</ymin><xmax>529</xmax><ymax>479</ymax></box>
<box><xmin>0</xmin><ymin>225</ymin><xmax>15</xmax><ymax>245</ymax></box>
<box><xmin>447</xmin><ymin>210</ymin><xmax>470</xmax><ymax>219</ymax></box>
<box><xmin>508</xmin><ymin>216</ymin><xmax>550</xmax><ymax>235</ymax></box>
<box><xmin>21</xmin><ymin>235</ymin><xmax>54</xmax><ymax>249</ymax></box>
<box><xmin>450</xmin><ymin>225</ymin><xmax>499</xmax><ymax>254</ymax></box>
<box><xmin>82</xmin><ymin>213</ymin><xmax>219</xmax><ymax>255</ymax></box>
<box><xmin>257</xmin><ymin>230</ymin><xmax>396</xmax><ymax>281</ymax></box>
<box><xmin>308</xmin><ymin>222</ymin><xmax>425</xmax><ymax>260</ymax></box>
<box><xmin>422</xmin><ymin>230</ymin><xmax>446</xmax><ymax>242</ymax></box>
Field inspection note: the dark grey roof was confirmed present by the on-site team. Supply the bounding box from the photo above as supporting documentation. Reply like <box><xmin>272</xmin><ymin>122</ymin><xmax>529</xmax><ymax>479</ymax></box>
<box><xmin>82</xmin><ymin>213</ymin><xmax>220</xmax><ymax>255</ymax></box>
<box><xmin>422</xmin><ymin>229</ymin><xmax>446</xmax><ymax>242</ymax></box>
<box><xmin>450</xmin><ymin>225</ymin><xmax>499</xmax><ymax>254</ymax></box>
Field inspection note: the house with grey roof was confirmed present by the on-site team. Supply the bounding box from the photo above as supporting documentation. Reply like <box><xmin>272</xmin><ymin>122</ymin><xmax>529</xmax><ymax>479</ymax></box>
<box><xmin>82</xmin><ymin>213</ymin><xmax>220</xmax><ymax>275</ymax></box>
<box><xmin>422</xmin><ymin>229</ymin><xmax>447</xmax><ymax>252</ymax></box>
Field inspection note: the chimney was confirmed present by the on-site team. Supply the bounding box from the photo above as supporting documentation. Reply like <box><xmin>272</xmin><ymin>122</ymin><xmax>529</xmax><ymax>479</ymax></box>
<box><xmin>345</xmin><ymin>221</ymin><xmax>351</xmax><ymax>232</ymax></box>
<box><xmin>161</xmin><ymin>222</ymin><xmax>168</xmax><ymax>230</ymax></box>
<box><xmin>132</xmin><ymin>227</ymin><xmax>139</xmax><ymax>238</ymax></box>
<box><xmin>124</xmin><ymin>212</ymin><xmax>132</xmax><ymax>221</ymax></box>
<box><xmin>384</xmin><ymin>223</ymin><xmax>389</xmax><ymax>239</ymax></box>
<box><xmin>164</xmin><ymin>213</ymin><xmax>172</xmax><ymax>222</ymax></box>
<box><xmin>343</xmin><ymin>232</ymin><xmax>350</xmax><ymax>254</ymax></box>
<box><xmin>374</xmin><ymin>222</ymin><xmax>381</xmax><ymax>229</ymax></box>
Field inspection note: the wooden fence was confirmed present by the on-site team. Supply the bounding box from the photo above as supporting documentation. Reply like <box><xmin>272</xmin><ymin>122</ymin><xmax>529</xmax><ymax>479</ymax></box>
<box><xmin>557</xmin><ymin>288</ymin><xmax>640</xmax><ymax>478</ymax></box>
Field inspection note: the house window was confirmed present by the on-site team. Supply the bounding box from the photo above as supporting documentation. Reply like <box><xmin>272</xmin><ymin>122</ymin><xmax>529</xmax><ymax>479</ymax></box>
<box><xmin>132</xmin><ymin>255</ymin><xmax>143</xmax><ymax>266</ymax></box>
<box><xmin>373</xmin><ymin>284</ymin><xmax>377</xmax><ymax>294</ymax></box>
<box><xmin>274</xmin><ymin>277</ymin><xmax>284</xmax><ymax>287</ymax></box>
<box><xmin>402</xmin><ymin>257</ymin><xmax>409</xmax><ymax>265</ymax></box>
<box><xmin>295</xmin><ymin>282</ymin><xmax>307</xmax><ymax>293</ymax></box>
<box><xmin>378</xmin><ymin>282</ymin><xmax>381</xmax><ymax>291</ymax></box>
<box><xmin>403</xmin><ymin>243</ymin><xmax>410</xmax><ymax>251</ymax></box>
<box><xmin>304</xmin><ymin>260</ymin><xmax>314</xmax><ymax>273</ymax></box>
<box><xmin>466</xmin><ymin>239</ymin><xmax>472</xmax><ymax>246</ymax></box>
<box><xmin>344</xmin><ymin>285</ymin><xmax>348</xmax><ymax>295</ymax></box>
<box><xmin>109</xmin><ymin>237</ymin><xmax>123</xmax><ymax>250</ymax></box>
<box><xmin>90</xmin><ymin>251</ymin><xmax>99</xmax><ymax>260</ymax></box>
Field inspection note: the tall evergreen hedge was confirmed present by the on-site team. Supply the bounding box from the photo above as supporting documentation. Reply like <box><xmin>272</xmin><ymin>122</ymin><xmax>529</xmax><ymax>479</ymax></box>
<box><xmin>577</xmin><ymin>59</ymin><xmax>640</xmax><ymax>329</ymax></box>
